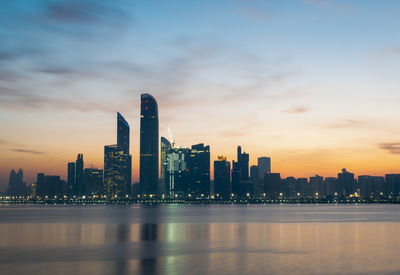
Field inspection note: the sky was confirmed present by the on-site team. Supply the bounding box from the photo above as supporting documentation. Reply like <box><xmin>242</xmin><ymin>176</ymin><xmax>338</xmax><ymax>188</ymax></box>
<box><xmin>1</xmin><ymin>0</ymin><xmax>400</xmax><ymax>189</ymax></box>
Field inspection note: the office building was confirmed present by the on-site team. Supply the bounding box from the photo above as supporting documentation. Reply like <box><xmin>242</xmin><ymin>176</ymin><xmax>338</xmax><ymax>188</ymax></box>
<box><xmin>214</xmin><ymin>156</ymin><xmax>231</xmax><ymax>199</ymax></box>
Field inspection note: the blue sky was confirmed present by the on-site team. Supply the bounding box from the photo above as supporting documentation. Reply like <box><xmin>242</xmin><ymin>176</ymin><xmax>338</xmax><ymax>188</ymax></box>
<box><xmin>1</xmin><ymin>0</ymin><xmax>400</xmax><ymax>187</ymax></box>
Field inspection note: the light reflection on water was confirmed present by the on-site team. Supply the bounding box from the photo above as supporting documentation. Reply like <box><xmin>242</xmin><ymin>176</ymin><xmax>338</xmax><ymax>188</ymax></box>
<box><xmin>0</xmin><ymin>204</ymin><xmax>400</xmax><ymax>275</ymax></box>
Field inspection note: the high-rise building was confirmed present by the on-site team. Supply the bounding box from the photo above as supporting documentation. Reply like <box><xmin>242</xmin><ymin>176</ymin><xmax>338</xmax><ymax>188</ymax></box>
<box><xmin>250</xmin><ymin>165</ymin><xmax>259</xmax><ymax>180</ymax></box>
<box><xmin>166</xmin><ymin>147</ymin><xmax>190</xmax><ymax>197</ymax></box>
<box><xmin>264</xmin><ymin>173</ymin><xmax>281</xmax><ymax>199</ymax></box>
<box><xmin>140</xmin><ymin>93</ymin><xmax>159</xmax><ymax>195</ymax></box>
<box><xmin>338</xmin><ymin>169</ymin><xmax>355</xmax><ymax>196</ymax></box>
<box><xmin>67</xmin><ymin>162</ymin><xmax>75</xmax><ymax>196</ymax></box>
<box><xmin>104</xmin><ymin>113</ymin><xmax>132</xmax><ymax>198</ymax></box>
<box><xmin>117</xmin><ymin>112</ymin><xmax>130</xmax><ymax>154</ymax></box>
<box><xmin>7</xmin><ymin>168</ymin><xmax>26</xmax><ymax>196</ymax></box>
<box><xmin>75</xmin><ymin>154</ymin><xmax>84</xmax><ymax>196</ymax></box>
<box><xmin>282</xmin><ymin>177</ymin><xmax>296</xmax><ymax>198</ymax></box>
<box><xmin>385</xmin><ymin>174</ymin><xmax>400</xmax><ymax>197</ymax></box>
<box><xmin>324</xmin><ymin>177</ymin><xmax>338</xmax><ymax>196</ymax></box>
<box><xmin>310</xmin><ymin>175</ymin><xmax>324</xmax><ymax>198</ymax></box>
<box><xmin>214</xmin><ymin>156</ymin><xmax>231</xmax><ymax>199</ymax></box>
<box><xmin>84</xmin><ymin>168</ymin><xmax>104</xmax><ymax>196</ymax></box>
<box><xmin>231</xmin><ymin>160</ymin><xmax>240</xmax><ymax>196</ymax></box>
<box><xmin>237</xmin><ymin>146</ymin><xmax>249</xmax><ymax>180</ymax></box>
<box><xmin>187</xmin><ymin>143</ymin><xmax>210</xmax><ymax>196</ymax></box>
<box><xmin>258</xmin><ymin>157</ymin><xmax>271</xmax><ymax>179</ymax></box>
<box><xmin>161</xmin><ymin>137</ymin><xmax>172</xmax><ymax>195</ymax></box>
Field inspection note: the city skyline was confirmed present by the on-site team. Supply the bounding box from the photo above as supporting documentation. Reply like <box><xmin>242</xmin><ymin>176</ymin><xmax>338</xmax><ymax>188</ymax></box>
<box><xmin>2</xmin><ymin>0</ymin><xmax>400</xmax><ymax>188</ymax></box>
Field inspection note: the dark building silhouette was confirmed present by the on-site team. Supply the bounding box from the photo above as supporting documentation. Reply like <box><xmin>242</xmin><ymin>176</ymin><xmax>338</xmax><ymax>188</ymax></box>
<box><xmin>385</xmin><ymin>174</ymin><xmax>400</xmax><ymax>197</ymax></box>
<box><xmin>296</xmin><ymin>178</ymin><xmax>308</xmax><ymax>197</ymax></box>
<box><xmin>237</xmin><ymin>146</ymin><xmax>249</xmax><ymax>180</ymax></box>
<box><xmin>75</xmin><ymin>154</ymin><xmax>84</xmax><ymax>196</ymax></box>
<box><xmin>7</xmin><ymin>168</ymin><xmax>26</xmax><ymax>196</ymax></box>
<box><xmin>67</xmin><ymin>162</ymin><xmax>75</xmax><ymax>196</ymax></box>
<box><xmin>187</xmin><ymin>143</ymin><xmax>210</xmax><ymax>196</ymax></box>
<box><xmin>165</xmin><ymin>146</ymin><xmax>190</xmax><ymax>197</ymax></box>
<box><xmin>264</xmin><ymin>173</ymin><xmax>281</xmax><ymax>199</ymax></box>
<box><xmin>36</xmin><ymin>173</ymin><xmax>63</xmax><ymax>198</ymax></box>
<box><xmin>282</xmin><ymin>176</ymin><xmax>296</xmax><ymax>198</ymax></box>
<box><xmin>338</xmin><ymin>168</ymin><xmax>355</xmax><ymax>196</ymax></box>
<box><xmin>310</xmin><ymin>175</ymin><xmax>324</xmax><ymax>198</ymax></box>
<box><xmin>257</xmin><ymin>157</ymin><xmax>271</xmax><ymax>179</ymax></box>
<box><xmin>214</xmin><ymin>156</ymin><xmax>231</xmax><ymax>199</ymax></box>
<box><xmin>324</xmin><ymin>177</ymin><xmax>338</xmax><ymax>196</ymax></box>
<box><xmin>104</xmin><ymin>113</ymin><xmax>132</xmax><ymax>198</ymax></box>
<box><xmin>84</xmin><ymin>168</ymin><xmax>104</xmax><ymax>196</ymax></box>
<box><xmin>160</xmin><ymin>137</ymin><xmax>172</xmax><ymax>195</ymax></box>
<box><xmin>140</xmin><ymin>93</ymin><xmax>159</xmax><ymax>195</ymax></box>
<box><xmin>231</xmin><ymin>160</ymin><xmax>240</xmax><ymax>196</ymax></box>
<box><xmin>250</xmin><ymin>165</ymin><xmax>259</xmax><ymax>180</ymax></box>
<box><xmin>117</xmin><ymin>112</ymin><xmax>130</xmax><ymax>154</ymax></box>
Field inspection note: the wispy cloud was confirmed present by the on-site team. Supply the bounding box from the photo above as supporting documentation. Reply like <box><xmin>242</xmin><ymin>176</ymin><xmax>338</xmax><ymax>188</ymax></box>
<box><xmin>12</xmin><ymin>149</ymin><xmax>45</xmax><ymax>155</ymax></box>
<box><xmin>282</xmin><ymin>106</ymin><xmax>309</xmax><ymax>114</ymax></box>
<box><xmin>303</xmin><ymin>0</ymin><xmax>354</xmax><ymax>11</ymax></box>
<box><xmin>327</xmin><ymin>120</ymin><xmax>363</xmax><ymax>129</ymax></box>
<box><xmin>378</xmin><ymin>143</ymin><xmax>400</xmax><ymax>155</ymax></box>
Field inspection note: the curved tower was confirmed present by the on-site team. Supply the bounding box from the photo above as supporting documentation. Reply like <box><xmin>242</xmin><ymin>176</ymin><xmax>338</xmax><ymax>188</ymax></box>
<box><xmin>140</xmin><ymin>93</ymin><xmax>159</xmax><ymax>195</ymax></box>
<box><xmin>117</xmin><ymin>112</ymin><xmax>130</xmax><ymax>154</ymax></box>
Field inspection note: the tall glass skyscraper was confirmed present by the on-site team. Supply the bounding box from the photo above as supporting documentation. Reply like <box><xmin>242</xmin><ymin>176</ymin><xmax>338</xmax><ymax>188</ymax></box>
<box><xmin>140</xmin><ymin>93</ymin><xmax>159</xmax><ymax>195</ymax></box>
<box><xmin>75</xmin><ymin>153</ymin><xmax>84</xmax><ymax>196</ymax></box>
<box><xmin>117</xmin><ymin>112</ymin><xmax>130</xmax><ymax>154</ymax></box>
<box><xmin>104</xmin><ymin>112</ymin><xmax>132</xmax><ymax>198</ymax></box>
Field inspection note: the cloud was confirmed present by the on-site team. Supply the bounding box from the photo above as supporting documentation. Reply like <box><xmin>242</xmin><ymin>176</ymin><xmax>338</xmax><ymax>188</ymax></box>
<box><xmin>237</xmin><ymin>6</ymin><xmax>273</xmax><ymax>20</ymax></box>
<box><xmin>327</xmin><ymin>120</ymin><xmax>363</xmax><ymax>129</ymax></box>
<box><xmin>282</xmin><ymin>106</ymin><xmax>309</xmax><ymax>114</ymax></box>
<box><xmin>303</xmin><ymin>0</ymin><xmax>354</xmax><ymax>10</ymax></box>
<box><xmin>12</xmin><ymin>149</ymin><xmax>45</xmax><ymax>155</ymax></box>
<box><xmin>0</xmin><ymin>140</ymin><xmax>8</xmax><ymax>145</ymax></box>
<box><xmin>378</xmin><ymin>143</ymin><xmax>400</xmax><ymax>155</ymax></box>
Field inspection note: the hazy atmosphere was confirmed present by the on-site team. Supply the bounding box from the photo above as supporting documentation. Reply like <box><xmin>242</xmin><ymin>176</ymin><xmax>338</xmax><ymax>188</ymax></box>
<box><xmin>1</xmin><ymin>0</ymin><xmax>400</xmax><ymax>189</ymax></box>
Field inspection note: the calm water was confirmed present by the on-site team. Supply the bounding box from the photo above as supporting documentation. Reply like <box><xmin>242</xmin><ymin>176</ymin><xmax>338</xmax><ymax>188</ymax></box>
<box><xmin>1</xmin><ymin>204</ymin><xmax>400</xmax><ymax>275</ymax></box>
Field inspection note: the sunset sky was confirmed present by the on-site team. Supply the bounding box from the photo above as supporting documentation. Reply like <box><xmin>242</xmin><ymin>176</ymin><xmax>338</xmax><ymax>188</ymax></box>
<box><xmin>1</xmin><ymin>0</ymin><xmax>400</xmax><ymax>189</ymax></box>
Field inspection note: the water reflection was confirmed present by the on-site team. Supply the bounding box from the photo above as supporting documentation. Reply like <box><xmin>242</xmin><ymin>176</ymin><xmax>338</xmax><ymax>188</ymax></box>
<box><xmin>1</xmin><ymin>205</ymin><xmax>400</xmax><ymax>274</ymax></box>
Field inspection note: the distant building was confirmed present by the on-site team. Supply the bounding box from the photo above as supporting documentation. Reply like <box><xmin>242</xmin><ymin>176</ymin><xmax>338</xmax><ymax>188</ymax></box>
<box><xmin>140</xmin><ymin>93</ymin><xmax>159</xmax><ymax>195</ymax></box>
<box><xmin>250</xmin><ymin>165</ymin><xmax>259</xmax><ymax>180</ymax></box>
<box><xmin>36</xmin><ymin>173</ymin><xmax>62</xmax><ymax>198</ymax></box>
<box><xmin>161</xmin><ymin>137</ymin><xmax>172</xmax><ymax>195</ymax></box>
<box><xmin>7</xmin><ymin>168</ymin><xmax>26</xmax><ymax>196</ymax></box>
<box><xmin>166</xmin><ymin>146</ymin><xmax>190</xmax><ymax>197</ymax></box>
<box><xmin>296</xmin><ymin>178</ymin><xmax>308</xmax><ymax>197</ymax></box>
<box><xmin>231</xmin><ymin>160</ymin><xmax>240</xmax><ymax>196</ymax></box>
<box><xmin>84</xmin><ymin>168</ymin><xmax>104</xmax><ymax>196</ymax></box>
<box><xmin>282</xmin><ymin>177</ymin><xmax>296</xmax><ymax>198</ymax></box>
<box><xmin>67</xmin><ymin>162</ymin><xmax>75</xmax><ymax>196</ymax></box>
<box><xmin>237</xmin><ymin>146</ymin><xmax>249</xmax><ymax>180</ymax></box>
<box><xmin>214</xmin><ymin>156</ymin><xmax>231</xmax><ymax>199</ymax></box>
<box><xmin>104</xmin><ymin>145</ymin><xmax>131</xmax><ymax>198</ymax></box>
<box><xmin>385</xmin><ymin>174</ymin><xmax>400</xmax><ymax>197</ymax></box>
<box><xmin>75</xmin><ymin>153</ymin><xmax>84</xmax><ymax>196</ymax></box>
<box><xmin>338</xmin><ymin>169</ymin><xmax>355</xmax><ymax>196</ymax></box>
<box><xmin>264</xmin><ymin>173</ymin><xmax>281</xmax><ymax>199</ymax></box>
<box><xmin>258</xmin><ymin>157</ymin><xmax>271</xmax><ymax>179</ymax></box>
<box><xmin>187</xmin><ymin>143</ymin><xmax>210</xmax><ymax>196</ymax></box>
<box><xmin>324</xmin><ymin>177</ymin><xmax>338</xmax><ymax>196</ymax></box>
<box><xmin>310</xmin><ymin>175</ymin><xmax>324</xmax><ymax>198</ymax></box>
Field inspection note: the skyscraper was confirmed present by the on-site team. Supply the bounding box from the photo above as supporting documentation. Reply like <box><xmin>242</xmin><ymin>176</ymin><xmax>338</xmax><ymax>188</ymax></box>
<box><xmin>140</xmin><ymin>93</ymin><xmax>159</xmax><ymax>195</ymax></box>
<box><xmin>338</xmin><ymin>169</ymin><xmax>355</xmax><ymax>197</ymax></box>
<box><xmin>104</xmin><ymin>145</ymin><xmax>131</xmax><ymax>197</ymax></box>
<box><xmin>161</xmin><ymin>137</ymin><xmax>172</xmax><ymax>194</ymax></box>
<box><xmin>264</xmin><ymin>173</ymin><xmax>281</xmax><ymax>199</ymax></box>
<box><xmin>7</xmin><ymin>168</ymin><xmax>26</xmax><ymax>196</ymax></box>
<box><xmin>166</xmin><ymin>147</ymin><xmax>190</xmax><ymax>197</ymax></box>
<box><xmin>237</xmin><ymin>146</ymin><xmax>249</xmax><ymax>180</ymax></box>
<box><xmin>67</xmin><ymin>162</ymin><xmax>75</xmax><ymax>196</ymax></box>
<box><xmin>75</xmin><ymin>153</ymin><xmax>84</xmax><ymax>196</ymax></box>
<box><xmin>258</xmin><ymin>157</ymin><xmax>271</xmax><ymax>179</ymax></box>
<box><xmin>117</xmin><ymin>112</ymin><xmax>130</xmax><ymax>154</ymax></box>
<box><xmin>104</xmin><ymin>112</ymin><xmax>132</xmax><ymax>198</ymax></box>
<box><xmin>84</xmin><ymin>168</ymin><xmax>104</xmax><ymax>196</ymax></box>
<box><xmin>188</xmin><ymin>143</ymin><xmax>210</xmax><ymax>196</ymax></box>
<box><xmin>214</xmin><ymin>156</ymin><xmax>231</xmax><ymax>199</ymax></box>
